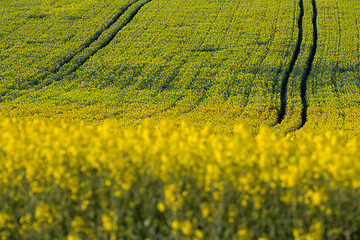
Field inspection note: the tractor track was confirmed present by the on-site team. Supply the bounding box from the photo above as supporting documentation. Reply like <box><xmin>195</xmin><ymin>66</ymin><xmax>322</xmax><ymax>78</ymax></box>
<box><xmin>298</xmin><ymin>0</ymin><xmax>318</xmax><ymax>129</ymax></box>
<box><xmin>277</xmin><ymin>0</ymin><xmax>304</xmax><ymax>124</ymax></box>
<box><xmin>276</xmin><ymin>0</ymin><xmax>318</xmax><ymax>130</ymax></box>
<box><xmin>269</xmin><ymin>1</ymin><xmax>298</xmax><ymax>115</ymax></box>
<box><xmin>1</xmin><ymin>0</ymin><xmax>139</xmax><ymax>97</ymax></box>
<box><xmin>50</xmin><ymin>0</ymin><xmax>139</xmax><ymax>76</ymax></box>
<box><xmin>0</xmin><ymin>0</ymin><xmax>152</xmax><ymax>101</ymax></box>
<box><xmin>46</xmin><ymin>0</ymin><xmax>152</xmax><ymax>81</ymax></box>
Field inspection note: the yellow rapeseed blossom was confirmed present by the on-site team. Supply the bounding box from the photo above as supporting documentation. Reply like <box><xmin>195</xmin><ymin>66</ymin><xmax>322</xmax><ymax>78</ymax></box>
<box><xmin>171</xmin><ymin>220</ymin><xmax>180</xmax><ymax>231</ymax></box>
<box><xmin>237</xmin><ymin>228</ymin><xmax>251</xmax><ymax>240</ymax></box>
<box><xmin>200</xmin><ymin>203</ymin><xmax>212</xmax><ymax>218</ymax></box>
<box><xmin>181</xmin><ymin>220</ymin><xmax>193</xmax><ymax>236</ymax></box>
<box><xmin>102</xmin><ymin>212</ymin><xmax>118</xmax><ymax>232</ymax></box>
<box><xmin>81</xmin><ymin>200</ymin><xmax>89</xmax><ymax>210</ymax></box>
<box><xmin>157</xmin><ymin>202</ymin><xmax>166</xmax><ymax>212</ymax></box>
<box><xmin>1</xmin><ymin>117</ymin><xmax>360</xmax><ymax>238</ymax></box>
<box><xmin>0</xmin><ymin>213</ymin><xmax>11</xmax><ymax>229</ymax></box>
<box><xmin>194</xmin><ymin>229</ymin><xmax>204</xmax><ymax>239</ymax></box>
<box><xmin>71</xmin><ymin>216</ymin><xmax>85</xmax><ymax>233</ymax></box>
<box><xmin>19</xmin><ymin>214</ymin><xmax>31</xmax><ymax>225</ymax></box>
<box><xmin>35</xmin><ymin>203</ymin><xmax>53</xmax><ymax>224</ymax></box>
<box><xmin>67</xmin><ymin>234</ymin><xmax>81</xmax><ymax>240</ymax></box>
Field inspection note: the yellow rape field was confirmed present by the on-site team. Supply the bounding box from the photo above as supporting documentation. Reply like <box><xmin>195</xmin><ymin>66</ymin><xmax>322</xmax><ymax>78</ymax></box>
<box><xmin>1</xmin><ymin>117</ymin><xmax>360</xmax><ymax>239</ymax></box>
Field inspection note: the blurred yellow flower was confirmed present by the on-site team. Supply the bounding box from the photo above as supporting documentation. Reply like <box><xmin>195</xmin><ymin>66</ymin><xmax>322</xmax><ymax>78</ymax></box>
<box><xmin>157</xmin><ymin>202</ymin><xmax>166</xmax><ymax>212</ymax></box>
<box><xmin>67</xmin><ymin>234</ymin><xmax>81</xmax><ymax>240</ymax></box>
<box><xmin>71</xmin><ymin>216</ymin><xmax>85</xmax><ymax>233</ymax></box>
<box><xmin>195</xmin><ymin>229</ymin><xmax>204</xmax><ymax>239</ymax></box>
<box><xmin>0</xmin><ymin>213</ymin><xmax>11</xmax><ymax>228</ymax></box>
<box><xmin>102</xmin><ymin>212</ymin><xmax>118</xmax><ymax>232</ymax></box>
<box><xmin>171</xmin><ymin>220</ymin><xmax>180</xmax><ymax>231</ymax></box>
<box><xmin>181</xmin><ymin>220</ymin><xmax>193</xmax><ymax>236</ymax></box>
<box><xmin>0</xmin><ymin>117</ymin><xmax>360</xmax><ymax>238</ymax></box>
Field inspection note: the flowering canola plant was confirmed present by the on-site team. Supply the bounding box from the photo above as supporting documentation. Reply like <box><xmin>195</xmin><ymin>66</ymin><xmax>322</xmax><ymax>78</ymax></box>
<box><xmin>0</xmin><ymin>118</ymin><xmax>360</xmax><ymax>239</ymax></box>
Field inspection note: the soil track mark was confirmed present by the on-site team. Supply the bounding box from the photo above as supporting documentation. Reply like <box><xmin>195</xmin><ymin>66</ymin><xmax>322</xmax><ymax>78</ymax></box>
<box><xmin>0</xmin><ymin>0</ymin><xmax>153</xmax><ymax>101</ymax></box>
<box><xmin>50</xmin><ymin>0</ymin><xmax>139</xmax><ymax>76</ymax></box>
<box><xmin>298</xmin><ymin>0</ymin><xmax>318</xmax><ymax>129</ymax></box>
<box><xmin>277</xmin><ymin>0</ymin><xmax>304</xmax><ymax>124</ymax></box>
<box><xmin>47</xmin><ymin>0</ymin><xmax>152</xmax><ymax>81</ymax></box>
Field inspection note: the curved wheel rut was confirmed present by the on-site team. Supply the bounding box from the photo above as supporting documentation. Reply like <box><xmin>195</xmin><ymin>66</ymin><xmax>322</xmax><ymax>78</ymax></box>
<box><xmin>1</xmin><ymin>0</ymin><xmax>153</xmax><ymax>101</ymax></box>
<box><xmin>43</xmin><ymin>0</ymin><xmax>152</xmax><ymax>83</ymax></box>
<box><xmin>56</xmin><ymin>0</ymin><xmax>152</xmax><ymax>76</ymax></box>
<box><xmin>50</xmin><ymin>0</ymin><xmax>140</xmax><ymax>76</ymax></box>
<box><xmin>277</xmin><ymin>0</ymin><xmax>304</xmax><ymax>124</ymax></box>
<box><xmin>299</xmin><ymin>0</ymin><xmax>318</xmax><ymax>129</ymax></box>
<box><xmin>276</xmin><ymin>0</ymin><xmax>318</xmax><ymax>130</ymax></box>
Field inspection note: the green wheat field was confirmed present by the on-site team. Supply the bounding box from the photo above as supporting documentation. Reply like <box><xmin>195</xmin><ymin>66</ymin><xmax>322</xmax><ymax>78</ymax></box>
<box><xmin>1</xmin><ymin>0</ymin><xmax>360</xmax><ymax>239</ymax></box>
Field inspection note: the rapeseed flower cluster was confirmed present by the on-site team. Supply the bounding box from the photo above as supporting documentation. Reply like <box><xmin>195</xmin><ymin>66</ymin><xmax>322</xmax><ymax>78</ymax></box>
<box><xmin>0</xmin><ymin>118</ymin><xmax>360</xmax><ymax>239</ymax></box>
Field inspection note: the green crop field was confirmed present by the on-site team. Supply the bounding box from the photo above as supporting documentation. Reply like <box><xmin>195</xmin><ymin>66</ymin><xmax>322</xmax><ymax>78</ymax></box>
<box><xmin>1</xmin><ymin>0</ymin><xmax>360</xmax><ymax>239</ymax></box>
<box><xmin>1</xmin><ymin>0</ymin><xmax>360</xmax><ymax>134</ymax></box>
